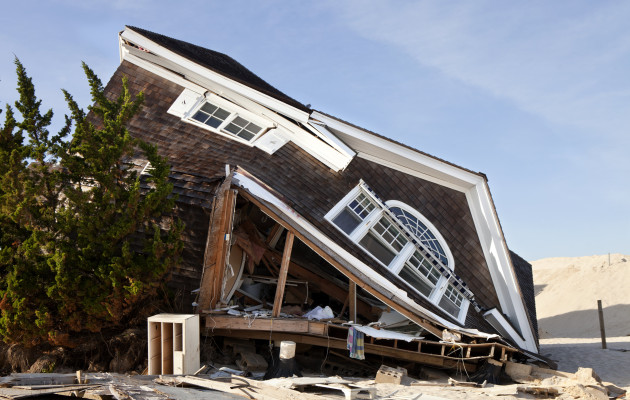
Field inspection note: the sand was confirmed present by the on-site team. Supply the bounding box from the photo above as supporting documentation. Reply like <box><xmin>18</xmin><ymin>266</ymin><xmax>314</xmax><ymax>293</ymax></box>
<box><xmin>533</xmin><ymin>253</ymin><xmax>630</xmax><ymax>390</ymax></box>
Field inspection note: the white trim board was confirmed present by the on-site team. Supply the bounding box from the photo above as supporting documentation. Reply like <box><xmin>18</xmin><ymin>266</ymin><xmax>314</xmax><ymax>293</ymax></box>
<box><xmin>121</xmin><ymin>28</ymin><xmax>310</xmax><ymax>124</ymax></box>
<box><xmin>120</xmin><ymin>42</ymin><xmax>353</xmax><ymax>171</ymax></box>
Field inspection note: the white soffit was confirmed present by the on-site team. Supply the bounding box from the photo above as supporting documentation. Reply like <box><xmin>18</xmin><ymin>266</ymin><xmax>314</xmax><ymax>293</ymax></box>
<box><xmin>120</xmin><ymin>28</ymin><xmax>311</xmax><ymax>124</ymax></box>
<box><xmin>311</xmin><ymin>112</ymin><xmax>482</xmax><ymax>192</ymax></box>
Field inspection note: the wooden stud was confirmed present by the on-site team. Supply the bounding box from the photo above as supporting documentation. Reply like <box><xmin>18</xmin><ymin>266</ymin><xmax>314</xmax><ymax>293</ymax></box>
<box><xmin>272</xmin><ymin>231</ymin><xmax>295</xmax><ymax>317</ymax></box>
<box><xmin>237</xmin><ymin>190</ymin><xmax>445</xmax><ymax>339</ymax></box>
<box><xmin>349</xmin><ymin>280</ymin><xmax>357</xmax><ymax>323</ymax></box>
<box><xmin>265</xmin><ymin>223</ymin><xmax>283</xmax><ymax>246</ymax></box>
<box><xmin>265</xmin><ymin>248</ymin><xmax>375</xmax><ymax>319</ymax></box>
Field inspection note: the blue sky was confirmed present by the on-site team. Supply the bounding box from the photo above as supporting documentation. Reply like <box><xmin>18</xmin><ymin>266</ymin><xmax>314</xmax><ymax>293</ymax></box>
<box><xmin>0</xmin><ymin>1</ymin><xmax>628</xmax><ymax>261</ymax></box>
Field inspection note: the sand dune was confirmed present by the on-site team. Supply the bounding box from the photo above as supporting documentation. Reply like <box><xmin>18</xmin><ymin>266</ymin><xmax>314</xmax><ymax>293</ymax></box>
<box><xmin>533</xmin><ymin>253</ymin><xmax>630</xmax><ymax>390</ymax></box>
<box><xmin>532</xmin><ymin>253</ymin><xmax>630</xmax><ymax>339</ymax></box>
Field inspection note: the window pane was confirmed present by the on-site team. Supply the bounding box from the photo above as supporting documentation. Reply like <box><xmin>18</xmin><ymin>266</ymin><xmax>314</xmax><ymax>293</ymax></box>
<box><xmin>231</xmin><ymin>116</ymin><xmax>247</xmax><ymax>127</ymax></box>
<box><xmin>333</xmin><ymin>209</ymin><xmax>361</xmax><ymax>235</ymax></box>
<box><xmin>373</xmin><ymin>218</ymin><xmax>408</xmax><ymax>251</ymax></box>
<box><xmin>389</xmin><ymin>205</ymin><xmax>448</xmax><ymax>266</ymax></box>
<box><xmin>237</xmin><ymin>130</ymin><xmax>255</xmax><ymax>141</ymax></box>
<box><xmin>214</xmin><ymin>108</ymin><xmax>230</xmax><ymax>120</ymax></box>
<box><xmin>224</xmin><ymin>123</ymin><xmax>241</xmax><ymax>134</ymax></box>
<box><xmin>399</xmin><ymin>265</ymin><xmax>433</xmax><ymax>297</ymax></box>
<box><xmin>407</xmin><ymin>251</ymin><xmax>441</xmax><ymax>285</ymax></box>
<box><xmin>192</xmin><ymin>111</ymin><xmax>208</xmax><ymax>123</ymax></box>
<box><xmin>438</xmin><ymin>296</ymin><xmax>460</xmax><ymax>317</ymax></box>
<box><xmin>200</xmin><ymin>103</ymin><xmax>217</xmax><ymax>114</ymax></box>
<box><xmin>246</xmin><ymin>122</ymin><xmax>262</xmax><ymax>133</ymax></box>
<box><xmin>349</xmin><ymin>193</ymin><xmax>375</xmax><ymax>219</ymax></box>
<box><xmin>359</xmin><ymin>231</ymin><xmax>396</xmax><ymax>266</ymax></box>
<box><xmin>206</xmin><ymin>117</ymin><xmax>222</xmax><ymax>128</ymax></box>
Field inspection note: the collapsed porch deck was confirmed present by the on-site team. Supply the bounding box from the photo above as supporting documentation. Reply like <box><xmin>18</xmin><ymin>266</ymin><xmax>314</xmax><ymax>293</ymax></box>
<box><xmin>202</xmin><ymin>315</ymin><xmax>519</xmax><ymax>372</ymax></box>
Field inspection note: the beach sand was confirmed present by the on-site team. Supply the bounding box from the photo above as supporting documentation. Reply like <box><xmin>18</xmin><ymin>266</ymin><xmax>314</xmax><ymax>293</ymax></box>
<box><xmin>533</xmin><ymin>253</ymin><xmax>630</xmax><ymax>391</ymax></box>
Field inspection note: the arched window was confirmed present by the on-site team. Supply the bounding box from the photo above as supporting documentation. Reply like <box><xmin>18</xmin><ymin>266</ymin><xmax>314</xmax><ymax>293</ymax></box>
<box><xmin>386</xmin><ymin>201</ymin><xmax>454</xmax><ymax>269</ymax></box>
<box><xmin>325</xmin><ymin>185</ymin><xmax>469</xmax><ymax>323</ymax></box>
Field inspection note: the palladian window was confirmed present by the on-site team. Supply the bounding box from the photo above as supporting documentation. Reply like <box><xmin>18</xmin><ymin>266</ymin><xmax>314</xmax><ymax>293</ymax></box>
<box><xmin>325</xmin><ymin>184</ymin><xmax>468</xmax><ymax>322</ymax></box>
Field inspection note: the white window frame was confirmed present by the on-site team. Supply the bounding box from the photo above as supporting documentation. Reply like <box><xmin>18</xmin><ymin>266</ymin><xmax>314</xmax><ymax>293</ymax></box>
<box><xmin>181</xmin><ymin>92</ymin><xmax>274</xmax><ymax>145</ymax></box>
<box><xmin>325</xmin><ymin>185</ymin><xmax>469</xmax><ymax>323</ymax></box>
<box><xmin>386</xmin><ymin>200</ymin><xmax>455</xmax><ymax>269</ymax></box>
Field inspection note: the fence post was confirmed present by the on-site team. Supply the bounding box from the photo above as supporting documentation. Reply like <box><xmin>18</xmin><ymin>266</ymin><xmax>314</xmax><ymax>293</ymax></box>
<box><xmin>597</xmin><ymin>300</ymin><xmax>607</xmax><ymax>349</ymax></box>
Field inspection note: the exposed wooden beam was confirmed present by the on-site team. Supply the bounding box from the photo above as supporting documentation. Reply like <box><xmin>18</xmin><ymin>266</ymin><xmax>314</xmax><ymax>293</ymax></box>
<box><xmin>272</xmin><ymin>231</ymin><xmax>294</xmax><ymax>317</ymax></box>
<box><xmin>237</xmin><ymin>189</ymin><xmax>445</xmax><ymax>339</ymax></box>
<box><xmin>349</xmin><ymin>281</ymin><xmax>357</xmax><ymax>323</ymax></box>
<box><xmin>198</xmin><ymin>176</ymin><xmax>237</xmax><ymax>311</ymax></box>
<box><xmin>265</xmin><ymin>223</ymin><xmax>283</xmax><ymax>246</ymax></box>
<box><xmin>265</xmin><ymin>249</ymin><xmax>376</xmax><ymax>319</ymax></box>
<box><xmin>209</xmin><ymin>329</ymin><xmax>478</xmax><ymax>371</ymax></box>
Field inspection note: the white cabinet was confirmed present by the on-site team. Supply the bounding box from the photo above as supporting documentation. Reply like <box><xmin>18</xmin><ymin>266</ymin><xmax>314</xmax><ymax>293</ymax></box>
<box><xmin>148</xmin><ymin>314</ymin><xmax>200</xmax><ymax>375</ymax></box>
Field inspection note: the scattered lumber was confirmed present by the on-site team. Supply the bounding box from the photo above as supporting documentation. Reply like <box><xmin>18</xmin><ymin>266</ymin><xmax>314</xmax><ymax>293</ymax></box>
<box><xmin>447</xmin><ymin>377</ymin><xmax>486</xmax><ymax>388</ymax></box>
<box><xmin>264</xmin><ymin>376</ymin><xmax>353</xmax><ymax>389</ymax></box>
<box><xmin>516</xmin><ymin>385</ymin><xmax>559</xmax><ymax>398</ymax></box>
<box><xmin>0</xmin><ymin>384</ymin><xmax>102</xmax><ymax>399</ymax></box>
<box><xmin>156</xmin><ymin>375</ymin><xmax>324</xmax><ymax>399</ymax></box>
<box><xmin>315</xmin><ymin>383</ymin><xmax>376</xmax><ymax>400</ymax></box>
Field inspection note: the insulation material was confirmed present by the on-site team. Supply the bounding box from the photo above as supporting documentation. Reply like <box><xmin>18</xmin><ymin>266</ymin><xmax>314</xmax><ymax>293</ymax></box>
<box><xmin>354</xmin><ymin>326</ymin><xmax>423</xmax><ymax>342</ymax></box>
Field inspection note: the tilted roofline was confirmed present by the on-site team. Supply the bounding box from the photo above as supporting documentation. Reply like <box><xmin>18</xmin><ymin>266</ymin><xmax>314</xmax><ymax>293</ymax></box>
<box><xmin>116</xmin><ymin>25</ymin><xmax>539</xmax><ymax>353</ymax></box>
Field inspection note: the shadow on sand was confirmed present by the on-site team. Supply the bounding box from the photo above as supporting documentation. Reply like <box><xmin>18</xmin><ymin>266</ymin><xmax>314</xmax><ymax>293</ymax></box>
<box><xmin>538</xmin><ymin>304</ymin><xmax>630</xmax><ymax>338</ymax></box>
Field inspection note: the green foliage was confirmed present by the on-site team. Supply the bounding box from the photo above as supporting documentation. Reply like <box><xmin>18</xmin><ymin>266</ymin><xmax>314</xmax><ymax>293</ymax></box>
<box><xmin>0</xmin><ymin>59</ymin><xmax>183</xmax><ymax>346</ymax></box>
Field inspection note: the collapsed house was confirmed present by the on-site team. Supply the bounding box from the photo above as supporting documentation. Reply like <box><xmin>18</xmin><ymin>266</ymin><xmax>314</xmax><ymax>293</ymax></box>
<box><xmin>108</xmin><ymin>26</ymin><xmax>545</xmax><ymax>373</ymax></box>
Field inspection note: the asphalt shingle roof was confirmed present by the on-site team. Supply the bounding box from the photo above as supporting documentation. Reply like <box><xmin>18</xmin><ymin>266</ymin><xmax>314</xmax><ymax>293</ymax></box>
<box><xmin>126</xmin><ymin>26</ymin><xmax>310</xmax><ymax>113</ymax></box>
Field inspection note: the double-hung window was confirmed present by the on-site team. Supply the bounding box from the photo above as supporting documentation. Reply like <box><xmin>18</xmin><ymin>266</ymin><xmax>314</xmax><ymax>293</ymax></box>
<box><xmin>325</xmin><ymin>185</ymin><xmax>469</xmax><ymax>323</ymax></box>
<box><xmin>188</xmin><ymin>95</ymin><xmax>269</xmax><ymax>144</ymax></box>
<box><xmin>191</xmin><ymin>102</ymin><xmax>264</xmax><ymax>142</ymax></box>
<box><xmin>169</xmin><ymin>90</ymin><xmax>272</xmax><ymax>145</ymax></box>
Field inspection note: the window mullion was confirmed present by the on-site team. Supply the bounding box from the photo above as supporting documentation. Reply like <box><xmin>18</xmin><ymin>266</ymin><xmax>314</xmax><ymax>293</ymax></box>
<box><xmin>350</xmin><ymin>208</ymin><xmax>380</xmax><ymax>241</ymax></box>
<box><xmin>390</xmin><ymin>243</ymin><xmax>414</xmax><ymax>274</ymax></box>
<box><xmin>430</xmin><ymin>276</ymin><xmax>449</xmax><ymax>303</ymax></box>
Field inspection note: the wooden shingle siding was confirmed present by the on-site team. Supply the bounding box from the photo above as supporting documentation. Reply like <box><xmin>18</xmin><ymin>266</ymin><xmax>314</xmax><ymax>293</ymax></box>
<box><xmin>105</xmin><ymin>61</ymin><xmax>504</xmax><ymax>331</ymax></box>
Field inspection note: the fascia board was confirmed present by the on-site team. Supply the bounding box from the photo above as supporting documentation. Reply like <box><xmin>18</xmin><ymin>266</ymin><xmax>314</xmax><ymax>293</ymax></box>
<box><xmin>232</xmin><ymin>171</ymin><xmax>501</xmax><ymax>341</ymax></box>
<box><xmin>483</xmin><ymin>308</ymin><xmax>533</xmax><ymax>351</ymax></box>
<box><xmin>121</xmin><ymin>46</ymin><xmax>350</xmax><ymax>171</ymax></box>
<box><xmin>120</xmin><ymin>28</ymin><xmax>311</xmax><ymax>124</ymax></box>
<box><xmin>308</xmin><ymin>121</ymin><xmax>357</xmax><ymax>159</ymax></box>
<box><xmin>466</xmin><ymin>184</ymin><xmax>538</xmax><ymax>353</ymax></box>
<box><xmin>357</xmin><ymin>152</ymin><xmax>467</xmax><ymax>193</ymax></box>
<box><xmin>312</xmin><ymin>111</ymin><xmax>482</xmax><ymax>189</ymax></box>
<box><xmin>122</xmin><ymin>48</ymin><xmax>207</xmax><ymax>94</ymax></box>
<box><xmin>309</xmin><ymin>114</ymin><xmax>538</xmax><ymax>353</ymax></box>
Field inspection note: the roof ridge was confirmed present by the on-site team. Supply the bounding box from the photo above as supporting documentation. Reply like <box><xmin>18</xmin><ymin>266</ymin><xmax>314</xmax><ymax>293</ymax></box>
<box><xmin>125</xmin><ymin>26</ymin><xmax>310</xmax><ymax>113</ymax></box>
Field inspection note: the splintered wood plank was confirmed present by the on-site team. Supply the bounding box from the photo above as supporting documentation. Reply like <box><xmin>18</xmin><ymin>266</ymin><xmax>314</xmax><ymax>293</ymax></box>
<box><xmin>209</xmin><ymin>329</ymin><xmax>478</xmax><ymax>371</ymax></box>
<box><xmin>272</xmin><ymin>231</ymin><xmax>295</xmax><ymax>317</ymax></box>
<box><xmin>205</xmin><ymin>315</ymin><xmax>310</xmax><ymax>333</ymax></box>
<box><xmin>158</xmin><ymin>375</ymin><xmax>323</xmax><ymax>400</ymax></box>
<box><xmin>265</xmin><ymin>223</ymin><xmax>283</xmax><ymax>246</ymax></box>
<box><xmin>198</xmin><ymin>175</ymin><xmax>234</xmax><ymax>312</ymax></box>
<box><xmin>212</xmin><ymin>188</ymin><xmax>237</xmax><ymax>308</ymax></box>
<box><xmin>197</xmin><ymin>175</ymin><xmax>237</xmax><ymax>310</ymax></box>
